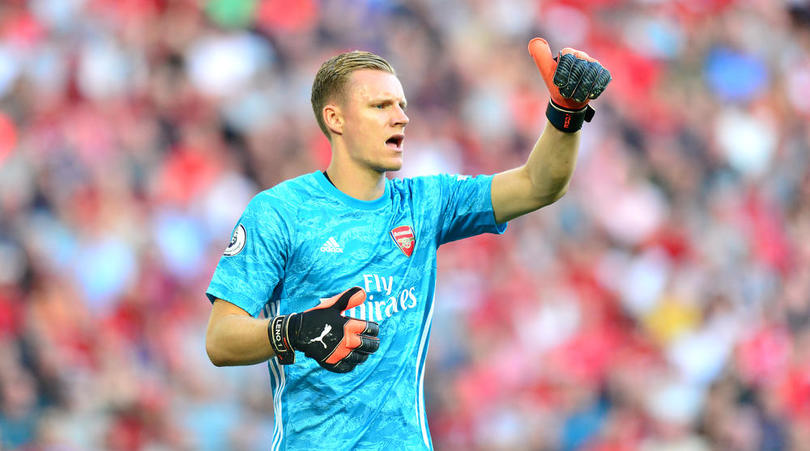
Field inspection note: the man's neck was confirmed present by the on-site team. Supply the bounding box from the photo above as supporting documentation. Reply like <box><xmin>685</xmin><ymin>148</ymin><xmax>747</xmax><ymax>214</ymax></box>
<box><xmin>324</xmin><ymin>161</ymin><xmax>386</xmax><ymax>201</ymax></box>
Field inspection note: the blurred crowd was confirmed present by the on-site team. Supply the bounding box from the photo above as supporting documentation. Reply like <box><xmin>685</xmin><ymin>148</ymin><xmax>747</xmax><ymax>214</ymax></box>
<box><xmin>1</xmin><ymin>0</ymin><xmax>810</xmax><ymax>449</ymax></box>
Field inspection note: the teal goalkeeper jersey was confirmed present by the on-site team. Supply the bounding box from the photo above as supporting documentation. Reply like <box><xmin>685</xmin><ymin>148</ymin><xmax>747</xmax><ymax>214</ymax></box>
<box><xmin>206</xmin><ymin>170</ymin><xmax>507</xmax><ymax>450</ymax></box>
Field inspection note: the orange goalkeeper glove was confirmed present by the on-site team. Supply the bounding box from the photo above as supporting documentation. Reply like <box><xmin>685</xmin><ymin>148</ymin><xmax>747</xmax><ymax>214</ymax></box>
<box><xmin>528</xmin><ymin>37</ymin><xmax>612</xmax><ymax>132</ymax></box>
<box><xmin>268</xmin><ymin>287</ymin><xmax>380</xmax><ymax>373</ymax></box>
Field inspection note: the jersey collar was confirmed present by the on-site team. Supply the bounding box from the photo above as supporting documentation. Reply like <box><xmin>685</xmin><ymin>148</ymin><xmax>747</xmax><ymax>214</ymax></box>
<box><xmin>313</xmin><ymin>171</ymin><xmax>390</xmax><ymax>211</ymax></box>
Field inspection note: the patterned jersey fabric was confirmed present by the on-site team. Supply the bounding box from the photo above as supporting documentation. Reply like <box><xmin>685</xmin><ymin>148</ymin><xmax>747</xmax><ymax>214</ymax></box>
<box><xmin>206</xmin><ymin>170</ymin><xmax>506</xmax><ymax>450</ymax></box>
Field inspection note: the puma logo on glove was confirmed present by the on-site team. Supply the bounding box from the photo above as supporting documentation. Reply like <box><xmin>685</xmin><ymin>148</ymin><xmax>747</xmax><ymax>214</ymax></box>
<box><xmin>307</xmin><ymin>324</ymin><xmax>332</xmax><ymax>349</ymax></box>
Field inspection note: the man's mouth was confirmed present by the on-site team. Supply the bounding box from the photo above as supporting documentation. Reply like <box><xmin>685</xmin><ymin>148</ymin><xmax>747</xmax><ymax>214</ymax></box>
<box><xmin>385</xmin><ymin>134</ymin><xmax>405</xmax><ymax>151</ymax></box>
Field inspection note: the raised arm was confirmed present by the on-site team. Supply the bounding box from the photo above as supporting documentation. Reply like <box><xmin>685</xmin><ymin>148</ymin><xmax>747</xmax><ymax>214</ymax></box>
<box><xmin>491</xmin><ymin>38</ymin><xmax>611</xmax><ymax>223</ymax></box>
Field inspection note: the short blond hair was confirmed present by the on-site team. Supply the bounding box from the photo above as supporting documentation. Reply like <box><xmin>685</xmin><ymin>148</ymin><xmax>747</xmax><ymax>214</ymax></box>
<box><xmin>311</xmin><ymin>51</ymin><xmax>396</xmax><ymax>138</ymax></box>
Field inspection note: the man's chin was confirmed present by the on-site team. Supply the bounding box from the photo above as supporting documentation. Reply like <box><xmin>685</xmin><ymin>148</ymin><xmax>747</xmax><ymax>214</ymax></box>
<box><xmin>375</xmin><ymin>159</ymin><xmax>403</xmax><ymax>173</ymax></box>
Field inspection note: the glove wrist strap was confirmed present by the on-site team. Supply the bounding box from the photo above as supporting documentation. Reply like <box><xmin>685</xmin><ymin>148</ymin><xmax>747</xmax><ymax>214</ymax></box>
<box><xmin>268</xmin><ymin>314</ymin><xmax>296</xmax><ymax>364</ymax></box>
<box><xmin>546</xmin><ymin>100</ymin><xmax>595</xmax><ymax>133</ymax></box>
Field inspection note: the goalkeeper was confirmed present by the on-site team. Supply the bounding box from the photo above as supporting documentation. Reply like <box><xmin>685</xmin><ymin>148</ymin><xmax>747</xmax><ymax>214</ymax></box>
<box><xmin>204</xmin><ymin>37</ymin><xmax>610</xmax><ymax>450</ymax></box>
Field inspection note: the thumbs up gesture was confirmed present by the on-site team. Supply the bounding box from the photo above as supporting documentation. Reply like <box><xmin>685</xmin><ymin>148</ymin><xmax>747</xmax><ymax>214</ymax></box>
<box><xmin>528</xmin><ymin>38</ymin><xmax>612</xmax><ymax>131</ymax></box>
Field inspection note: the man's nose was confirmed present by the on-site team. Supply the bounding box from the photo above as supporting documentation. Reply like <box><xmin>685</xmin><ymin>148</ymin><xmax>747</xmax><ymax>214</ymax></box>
<box><xmin>393</xmin><ymin>105</ymin><xmax>409</xmax><ymax>126</ymax></box>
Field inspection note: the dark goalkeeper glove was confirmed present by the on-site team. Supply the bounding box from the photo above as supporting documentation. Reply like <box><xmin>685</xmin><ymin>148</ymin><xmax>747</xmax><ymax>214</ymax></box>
<box><xmin>528</xmin><ymin>37</ymin><xmax>612</xmax><ymax>133</ymax></box>
<box><xmin>267</xmin><ymin>287</ymin><xmax>380</xmax><ymax>373</ymax></box>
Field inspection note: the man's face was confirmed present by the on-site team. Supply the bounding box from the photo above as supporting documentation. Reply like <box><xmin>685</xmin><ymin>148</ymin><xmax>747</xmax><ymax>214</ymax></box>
<box><xmin>337</xmin><ymin>69</ymin><xmax>409</xmax><ymax>173</ymax></box>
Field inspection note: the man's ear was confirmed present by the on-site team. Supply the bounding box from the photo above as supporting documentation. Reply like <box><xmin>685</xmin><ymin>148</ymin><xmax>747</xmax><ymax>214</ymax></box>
<box><xmin>323</xmin><ymin>104</ymin><xmax>344</xmax><ymax>136</ymax></box>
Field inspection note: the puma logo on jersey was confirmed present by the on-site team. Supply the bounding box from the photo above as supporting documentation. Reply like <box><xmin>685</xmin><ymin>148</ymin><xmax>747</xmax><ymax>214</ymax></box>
<box><xmin>307</xmin><ymin>324</ymin><xmax>332</xmax><ymax>348</ymax></box>
<box><xmin>320</xmin><ymin>237</ymin><xmax>343</xmax><ymax>253</ymax></box>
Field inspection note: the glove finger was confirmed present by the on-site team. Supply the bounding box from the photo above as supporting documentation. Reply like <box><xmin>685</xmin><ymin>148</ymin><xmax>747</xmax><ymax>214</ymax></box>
<box><xmin>553</xmin><ymin>53</ymin><xmax>576</xmax><ymax>89</ymax></box>
<box><xmin>306</xmin><ymin>287</ymin><xmax>365</xmax><ymax>312</ymax></box>
<box><xmin>355</xmin><ymin>335</ymin><xmax>380</xmax><ymax>354</ymax></box>
<box><xmin>344</xmin><ymin>318</ymin><xmax>378</xmax><ymax>337</ymax></box>
<box><xmin>343</xmin><ymin>332</ymin><xmax>362</xmax><ymax>349</ymax></box>
<box><xmin>323</xmin><ymin>334</ymin><xmax>355</xmax><ymax>364</ymax></box>
<box><xmin>342</xmin><ymin>350</ymin><xmax>369</xmax><ymax>366</ymax></box>
<box><xmin>320</xmin><ymin>360</ymin><xmax>355</xmax><ymax>373</ymax></box>
<box><xmin>588</xmin><ymin>67</ymin><xmax>612</xmax><ymax>99</ymax></box>
<box><xmin>559</xmin><ymin>58</ymin><xmax>588</xmax><ymax>99</ymax></box>
<box><xmin>354</xmin><ymin>351</ymin><xmax>369</xmax><ymax>364</ymax></box>
<box><xmin>363</xmin><ymin>321</ymin><xmax>379</xmax><ymax>337</ymax></box>
<box><xmin>571</xmin><ymin>62</ymin><xmax>600</xmax><ymax>103</ymax></box>
<box><xmin>323</xmin><ymin>331</ymin><xmax>378</xmax><ymax>364</ymax></box>
<box><xmin>559</xmin><ymin>47</ymin><xmax>598</xmax><ymax>63</ymax></box>
<box><xmin>527</xmin><ymin>37</ymin><xmax>557</xmax><ymax>93</ymax></box>
<box><xmin>334</xmin><ymin>287</ymin><xmax>365</xmax><ymax>311</ymax></box>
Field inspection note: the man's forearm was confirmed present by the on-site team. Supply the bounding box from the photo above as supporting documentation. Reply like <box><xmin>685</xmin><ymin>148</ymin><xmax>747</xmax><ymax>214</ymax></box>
<box><xmin>490</xmin><ymin>122</ymin><xmax>582</xmax><ymax>223</ymax></box>
<box><xmin>206</xmin><ymin>314</ymin><xmax>275</xmax><ymax>366</ymax></box>
<box><xmin>525</xmin><ymin>122</ymin><xmax>581</xmax><ymax>205</ymax></box>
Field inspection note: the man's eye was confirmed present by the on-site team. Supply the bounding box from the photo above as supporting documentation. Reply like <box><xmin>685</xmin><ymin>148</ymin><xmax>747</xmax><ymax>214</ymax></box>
<box><xmin>375</xmin><ymin>104</ymin><xmax>385</xmax><ymax>109</ymax></box>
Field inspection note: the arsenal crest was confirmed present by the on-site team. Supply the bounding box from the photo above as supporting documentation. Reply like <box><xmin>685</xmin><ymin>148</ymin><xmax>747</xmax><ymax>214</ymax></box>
<box><xmin>390</xmin><ymin>225</ymin><xmax>415</xmax><ymax>257</ymax></box>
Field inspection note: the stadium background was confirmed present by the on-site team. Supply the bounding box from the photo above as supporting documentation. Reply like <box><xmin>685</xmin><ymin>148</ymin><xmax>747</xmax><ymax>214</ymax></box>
<box><xmin>1</xmin><ymin>0</ymin><xmax>810</xmax><ymax>449</ymax></box>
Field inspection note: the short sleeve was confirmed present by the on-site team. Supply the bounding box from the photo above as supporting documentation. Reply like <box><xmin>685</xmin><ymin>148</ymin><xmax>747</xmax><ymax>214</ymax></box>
<box><xmin>429</xmin><ymin>174</ymin><xmax>507</xmax><ymax>246</ymax></box>
<box><xmin>205</xmin><ymin>193</ymin><xmax>292</xmax><ymax>317</ymax></box>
